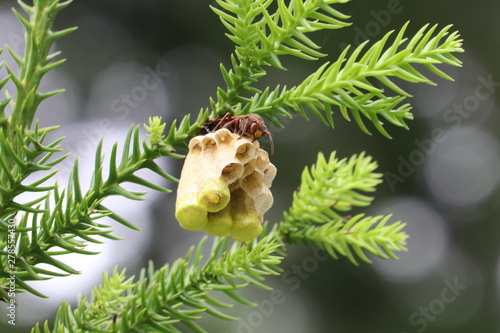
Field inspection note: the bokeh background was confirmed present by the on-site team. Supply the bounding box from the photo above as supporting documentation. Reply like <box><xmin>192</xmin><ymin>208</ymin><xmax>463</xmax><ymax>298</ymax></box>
<box><xmin>0</xmin><ymin>0</ymin><xmax>499</xmax><ymax>332</ymax></box>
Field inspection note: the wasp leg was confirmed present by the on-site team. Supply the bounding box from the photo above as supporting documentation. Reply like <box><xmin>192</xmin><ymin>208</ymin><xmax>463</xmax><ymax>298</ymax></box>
<box><xmin>212</xmin><ymin>112</ymin><xmax>233</xmax><ymax>131</ymax></box>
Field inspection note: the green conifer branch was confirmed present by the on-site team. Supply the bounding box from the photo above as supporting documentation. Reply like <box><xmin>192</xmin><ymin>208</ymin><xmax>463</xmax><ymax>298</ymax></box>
<box><xmin>212</xmin><ymin>0</ymin><xmax>351</xmax><ymax>67</ymax></box>
<box><xmin>234</xmin><ymin>22</ymin><xmax>464</xmax><ymax>135</ymax></box>
<box><xmin>0</xmin><ymin>122</ymin><xmax>182</xmax><ymax>299</ymax></box>
<box><xmin>160</xmin><ymin>9</ymin><xmax>464</xmax><ymax>146</ymax></box>
<box><xmin>285</xmin><ymin>214</ymin><xmax>407</xmax><ymax>265</ymax></box>
<box><xmin>279</xmin><ymin>151</ymin><xmax>408</xmax><ymax>265</ymax></box>
<box><xmin>210</xmin><ymin>0</ymin><xmax>351</xmax><ymax>116</ymax></box>
<box><xmin>8</xmin><ymin>0</ymin><xmax>76</xmax><ymax>134</ymax></box>
<box><xmin>32</xmin><ymin>233</ymin><xmax>284</xmax><ymax>332</ymax></box>
<box><xmin>0</xmin><ymin>124</ymin><xmax>63</xmax><ymax>217</ymax></box>
<box><xmin>0</xmin><ymin>1</ymin><xmax>77</xmax><ymax>300</ymax></box>
<box><xmin>283</xmin><ymin>152</ymin><xmax>382</xmax><ymax>227</ymax></box>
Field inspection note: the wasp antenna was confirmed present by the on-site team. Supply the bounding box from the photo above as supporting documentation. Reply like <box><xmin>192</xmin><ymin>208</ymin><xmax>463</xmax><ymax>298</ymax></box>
<box><xmin>266</xmin><ymin>130</ymin><xmax>275</xmax><ymax>155</ymax></box>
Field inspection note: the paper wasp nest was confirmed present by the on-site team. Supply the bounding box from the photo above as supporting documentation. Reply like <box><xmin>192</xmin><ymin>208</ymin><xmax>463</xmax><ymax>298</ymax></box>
<box><xmin>175</xmin><ymin>129</ymin><xmax>276</xmax><ymax>241</ymax></box>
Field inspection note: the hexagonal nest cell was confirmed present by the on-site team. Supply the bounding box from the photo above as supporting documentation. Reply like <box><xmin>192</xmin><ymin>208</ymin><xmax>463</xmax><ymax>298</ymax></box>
<box><xmin>175</xmin><ymin>129</ymin><xmax>276</xmax><ymax>241</ymax></box>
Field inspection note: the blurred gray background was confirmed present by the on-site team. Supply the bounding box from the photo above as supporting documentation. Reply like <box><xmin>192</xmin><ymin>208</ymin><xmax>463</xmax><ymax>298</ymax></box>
<box><xmin>0</xmin><ymin>0</ymin><xmax>499</xmax><ymax>332</ymax></box>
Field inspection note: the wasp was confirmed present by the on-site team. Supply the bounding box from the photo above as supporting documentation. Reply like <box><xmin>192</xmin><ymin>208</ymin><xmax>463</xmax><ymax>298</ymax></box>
<box><xmin>201</xmin><ymin>113</ymin><xmax>274</xmax><ymax>154</ymax></box>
